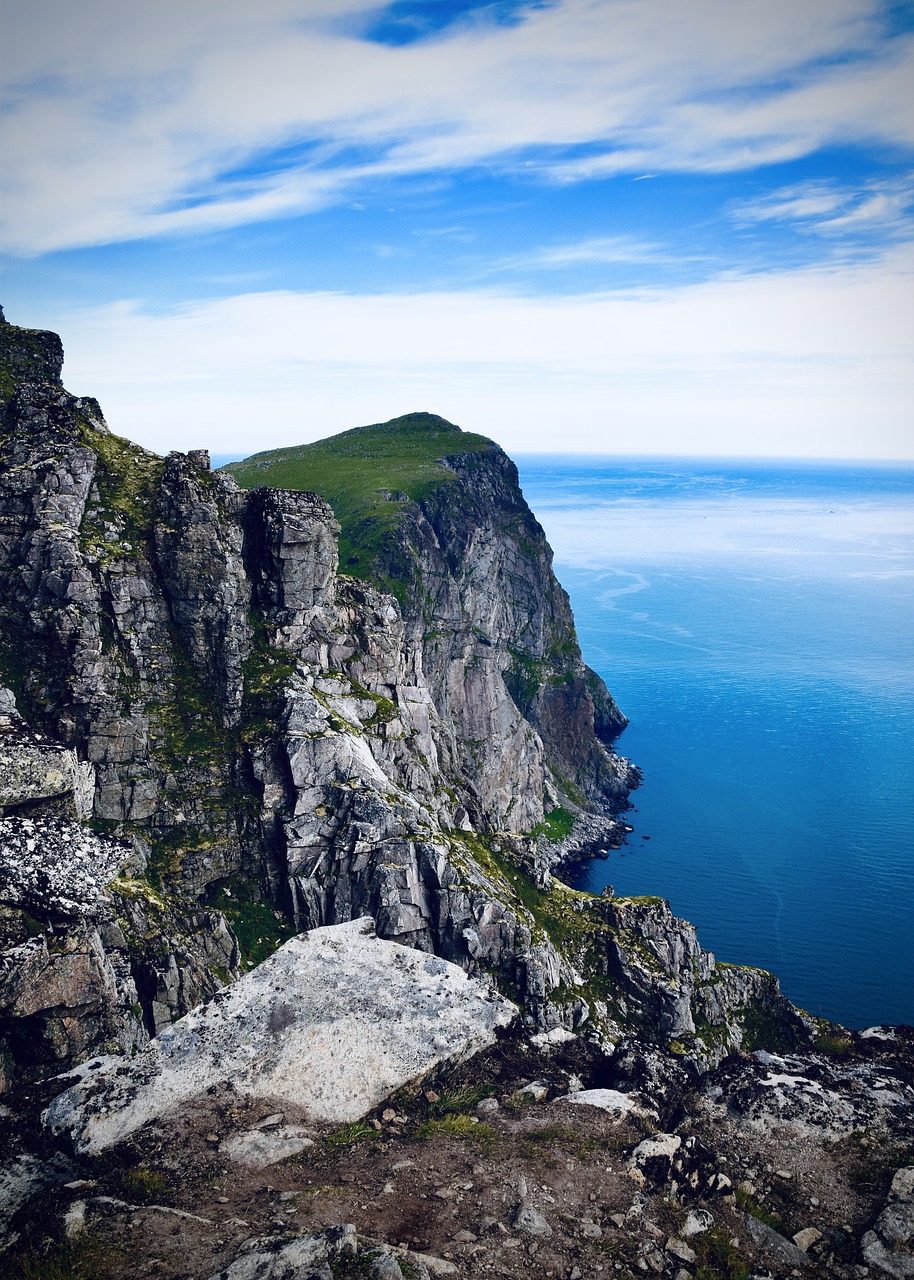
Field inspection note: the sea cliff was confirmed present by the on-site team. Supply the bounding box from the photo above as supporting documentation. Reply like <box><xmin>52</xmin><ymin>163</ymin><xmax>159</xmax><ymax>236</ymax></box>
<box><xmin>1</xmin><ymin>310</ymin><xmax>912</xmax><ymax>1280</ymax></box>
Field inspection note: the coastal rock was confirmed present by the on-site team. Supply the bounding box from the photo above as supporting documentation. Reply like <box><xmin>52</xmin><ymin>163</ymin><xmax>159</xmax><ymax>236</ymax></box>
<box><xmin>44</xmin><ymin>917</ymin><xmax>516</xmax><ymax>1153</ymax></box>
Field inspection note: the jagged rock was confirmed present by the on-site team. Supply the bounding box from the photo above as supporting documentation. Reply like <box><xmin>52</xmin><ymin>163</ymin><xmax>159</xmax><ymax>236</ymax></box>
<box><xmin>44</xmin><ymin>918</ymin><xmax>516</xmax><ymax>1152</ymax></box>
<box><xmin>207</xmin><ymin>1225</ymin><xmax>357</xmax><ymax>1280</ymax></box>
<box><xmin>0</xmin><ymin>816</ymin><xmax>129</xmax><ymax>918</ymax></box>
<box><xmin>745</xmin><ymin>1214</ymin><xmax>811</xmax><ymax>1269</ymax></box>
<box><xmin>0</xmin><ymin>312</ymin><xmax>809</xmax><ymax>1096</ymax></box>
<box><xmin>513</xmin><ymin>1201</ymin><xmax>553</xmax><ymax>1237</ymax></box>
<box><xmin>861</xmin><ymin>1166</ymin><xmax>914</xmax><ymax>1278</ymax></box>
<box><xmin>704</xmin><ymin>1050</ymin><xmax>914</xmax><ymax>1136</ymax></box>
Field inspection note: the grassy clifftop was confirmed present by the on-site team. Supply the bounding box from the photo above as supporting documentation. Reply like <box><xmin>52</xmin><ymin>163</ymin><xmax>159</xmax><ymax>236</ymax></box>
<box><xmin>220</xmin><ymin>411</ymin><xmax>494</xmax><ymax>582</ymax></box>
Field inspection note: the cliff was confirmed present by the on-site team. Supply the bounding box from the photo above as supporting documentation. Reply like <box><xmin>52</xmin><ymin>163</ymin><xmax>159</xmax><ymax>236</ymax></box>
<box><xmin>0</xmin><ymin>310</ymin><xmax>809</xmax><ymax>1092</ymax></box>
<box><xmin>3</xmin><ymin>312</ymin><xmax>914</xmax><ymax>1280</ymax></box>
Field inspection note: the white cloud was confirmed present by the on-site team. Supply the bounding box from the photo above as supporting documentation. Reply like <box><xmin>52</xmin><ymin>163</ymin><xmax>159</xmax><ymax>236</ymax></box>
<box><xmin>733</xmin><ymin>176</ymin><xmax>914</xmax><ymax>237</ymax></box>
<box><xmin>27</xmin><ymin>243</ymin><xmax>913</xmax><ymax>460</ymax></box>
<box><xmin>1</xmin><ymin>0</ymin><xmax>911</xmax><ymax>253</ymax></box>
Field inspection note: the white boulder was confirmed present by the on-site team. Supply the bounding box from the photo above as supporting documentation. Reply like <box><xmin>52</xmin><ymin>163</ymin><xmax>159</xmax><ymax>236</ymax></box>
<box><xmin>44</xmin><ymin>917</ymin><xmax>516</xmax><ymax>1153</ymax></box>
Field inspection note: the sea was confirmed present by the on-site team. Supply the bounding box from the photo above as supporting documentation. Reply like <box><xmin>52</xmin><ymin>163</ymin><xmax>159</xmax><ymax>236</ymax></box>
<box><xmin>514</xmin><ymin>456</ymin><xmax>914</xmax><ymax>1031</ymax></box>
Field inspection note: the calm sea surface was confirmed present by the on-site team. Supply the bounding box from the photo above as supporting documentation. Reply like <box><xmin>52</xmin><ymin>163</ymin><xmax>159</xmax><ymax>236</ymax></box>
<box><xmin>515</xmin><ymin>456</ymin><xmax>914</xmax><ymax>1030</ymax></box>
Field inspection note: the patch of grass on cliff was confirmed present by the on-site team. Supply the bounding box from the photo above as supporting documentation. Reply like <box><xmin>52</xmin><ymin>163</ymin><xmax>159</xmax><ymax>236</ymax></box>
<box><xmin>12</xmin><ymin>1234</ymin><xmax>121</xmax><ymax>1280</ymax></box>
<box><xmin>693</xmin><ymin>1228</ymin><xmax>750</xmax><ymax>1280</ymax></box>
<box><xmin>530</xmin><ymin>806</ymin><xmax>576</xmax><ymax>842</ymax></box>
<box><xmin>220</xmin><ymin>413</ymin><xmax>494</xmax><ymax>590</ymax></box>
<box><xmin>77</xmin><ymin>420</ymin><xmax>164</xmax><ymax>557</ymax></box>
<box><xmin>208</xmin><ymin>876</ymin><xmax>294</xmax><ymax>967</ymax></box>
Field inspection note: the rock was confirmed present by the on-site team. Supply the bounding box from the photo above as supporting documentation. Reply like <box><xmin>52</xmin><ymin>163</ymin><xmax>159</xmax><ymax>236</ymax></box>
<box><xmin>206</xmin><ymin>1225</ymin><xmax>357</xmax><ymax>1279</ymax></box>
<box><xmin>530</xmin><ymin>1026</ymin><xmax>577</xmax><ymax>1047</ymax></box>
<box><xmin>860</xmin><ymin>1165</ymin><xmax>914</xmax><ymax>1278</ymax></box>
<box><xmin>793</xmin><ymin>1227</ymin><xmax>823</xmax><ymax>1252</ymax></box>
<box><xmin>562</xmin><ymin>1087</ymin><xmax>641</xmax><ymax>1116</ymax></box>
<box><xmin>514</xmin><ymin>1202</ymin><xmax>554</xmax><ymax>1237</ymax></box>
<box><xmin>44</xmin><ymin>918</ymin><xmax>515</xmax><ymax>1152</ymax></box>
<box><xmin>666</xmin><ymin>1236</ymin><xmax>697</xmax><ymax>1263</ymax></box>
<box><xmin>518</xmin><ymin>1080</ymin><xmax>549</xmax><ymax>1102</ymax></box>
<box><xmin>682</xmin><ymin>1208</ymin><xmax>714</xmax><ymax>1237</ymax></box>
<box><xmin>476</xmin><ymin>1097</ymin><xmax>499</xmax><ymax>1115</ymax></box>
<box><xmin>220</xmin><ymin>1126</ymin><xmax>314</xmax><ymax>1168</ymax></box>
<box><xmin>745</xmin><ymin>1214</ymin><xmax>810</xmax><ymax>1269</ymax></box>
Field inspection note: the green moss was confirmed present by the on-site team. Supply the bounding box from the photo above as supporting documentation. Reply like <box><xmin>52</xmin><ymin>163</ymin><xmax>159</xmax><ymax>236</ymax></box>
<box><xmin>221</xmin><ymin>413</ymin><xmax>494</xmax><ymax>592</ymax></box>
<box><xmin>736</xmin><ymin>1003</ymin><xmax>802</xmax><ymax>1054</ymax></box>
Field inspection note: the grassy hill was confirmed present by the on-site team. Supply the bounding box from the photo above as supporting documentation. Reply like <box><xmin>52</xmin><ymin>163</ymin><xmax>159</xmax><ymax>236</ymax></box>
<box><xmin>220</xmin><ymin>412</ymin><xmax>495</xmax><ymax>587</ymax></box>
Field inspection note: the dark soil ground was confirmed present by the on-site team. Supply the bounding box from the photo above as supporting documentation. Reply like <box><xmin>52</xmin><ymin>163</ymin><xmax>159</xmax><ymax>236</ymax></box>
<box><xmin>4</xmin><ymin>1028</ymin><xmax>914</xmax><ymax>1280</ymax></box>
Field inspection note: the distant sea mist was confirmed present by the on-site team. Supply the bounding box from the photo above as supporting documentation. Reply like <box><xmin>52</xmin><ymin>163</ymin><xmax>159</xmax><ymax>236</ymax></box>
<box><xmin>516</xmin><ymin>456</ymin><xmax>914</xmax><ymax>1030</ymax></box>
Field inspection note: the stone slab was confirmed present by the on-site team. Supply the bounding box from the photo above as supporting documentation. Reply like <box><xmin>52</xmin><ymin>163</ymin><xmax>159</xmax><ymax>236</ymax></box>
<box><xmin>44</xmin><ymin>917</ymin><xmax>516</xmax><ymax>1153</ymax></box>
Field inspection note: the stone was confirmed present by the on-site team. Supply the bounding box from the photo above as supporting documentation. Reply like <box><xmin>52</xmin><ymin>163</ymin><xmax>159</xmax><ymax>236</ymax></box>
<box><xmin>206</xmin><ymin>1225</ymin><xmax>357</xmax><ymax>1279</ymax></box>
<box><xmin>745</xmin><ymin>1215</ymin><xmax>810</xmax><ymax>1269</ymax></box>
<box><xmin>562</xmin><ymin>1087</ymin><xmax>640</xmax><ymax>1116</ymax></box>
<box><xmin>666</xmin><ymin>1237</ymin><xmax>696</xmax><ymax>1263</ymax></box>
<box><xmin>220</xmin><ymin>1126</ymin><xmax>314</xmax><ymax>1168</ymax></box>
<box><xmin>45</xmin><ymin>918</ymin><xmax>515</xmax><ymax>1153</ymax></box>
<box><xmin>793</xmin><ymin>1227</ymin><xmax>822</xmax><ymax>1252</ymax></box>
<box><xmin>514</xmin><ymin>1202</ymin><xmax>553</xmax><ymax>1238</ymax></box>
<box><xmin>682</xmin><ymin>1208</ymin><xmax>714</xmax><ymax>1237</ymax></box>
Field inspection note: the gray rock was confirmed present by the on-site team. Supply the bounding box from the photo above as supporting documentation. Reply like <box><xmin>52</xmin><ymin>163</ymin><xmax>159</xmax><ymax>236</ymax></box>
<box><xmin>514</xmin><ymin>1202</ymin><xmax>553</xmax><ymax>1238</ymax></box>
<box><xmin>207</xmin><ymin>1225</ymin><xmax>357</xmax><ymax>1280</ymax></box>
<box><xmin>745</xmin><ymin>1214</ymin><xmax>810</xmax><ymax>1268</ymax></box>
<box><xmin>220</xmin><ymin>1126</ymin><xmax>314</xmax><ymax>1168</ymax></box>
<box><xmin>45</xmin><ymin>918</ymin><xmax>515</xmax><ymax>1153</ymax></box>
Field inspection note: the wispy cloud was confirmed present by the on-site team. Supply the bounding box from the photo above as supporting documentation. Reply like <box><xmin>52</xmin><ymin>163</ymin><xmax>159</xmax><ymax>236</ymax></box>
<box><xmin>503</xmin><ymin>235</ymin><xmax>664</xmax><ymax>269</ymax></box>
<box><xmin>733</xmin><ymin>175</ymin><xmax>914</xmax><ymax>240</ymax></box>
<box><xmin>1</xmin><ymin>0</ymin><xmax>911</xmax><ymax>254</ymax></box>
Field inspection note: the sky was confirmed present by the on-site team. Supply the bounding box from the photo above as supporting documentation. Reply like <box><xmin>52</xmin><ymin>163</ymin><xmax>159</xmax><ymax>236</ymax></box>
<box><xmin>1</xmin><ymin>0</ymin><xmax>913</xmax><ymax>459</ymax></box>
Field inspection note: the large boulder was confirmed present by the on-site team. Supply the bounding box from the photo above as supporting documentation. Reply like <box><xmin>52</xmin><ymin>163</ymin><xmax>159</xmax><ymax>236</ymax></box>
<box><xmin>44</xmin><ymin>917</ymin><xmax>516</xmax><ymax>1152</ymax></box>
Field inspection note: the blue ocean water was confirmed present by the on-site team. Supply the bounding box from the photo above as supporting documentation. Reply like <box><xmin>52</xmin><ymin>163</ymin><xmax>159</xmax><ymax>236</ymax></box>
<box><xmin>515</xmin><ymin>456</ymin><xmax>914</xmax><ymax>1030</ymax></box>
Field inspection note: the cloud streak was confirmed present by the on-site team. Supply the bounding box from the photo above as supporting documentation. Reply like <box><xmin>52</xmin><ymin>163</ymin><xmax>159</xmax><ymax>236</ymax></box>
<box><xmin>2</xmin><ymin>0</ymin><xmax>911</xmax><ymax>253</ymax></box>
<box><xmin>41</xmin><ymin>244</ymin><xmax>914</xmax><ymax>460</ymax></box>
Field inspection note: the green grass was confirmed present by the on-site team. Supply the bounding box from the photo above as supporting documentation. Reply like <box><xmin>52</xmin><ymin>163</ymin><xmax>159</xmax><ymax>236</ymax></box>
<box><xmin>530</xmin><ymin>806</ymin><xmax>576</xmax><ymax>843</ymax></box>
<box><xmin>325</xmin><ymin>1120</ymin><xmax>380</xmax><ymax>1147</ymax></box>
<box><xmin>120</xmin><ymin>1166</ymin><xmax>170</xmax><ymax>1203</ymax></box>
<box><xmin>416</xmin><ymin>1114</ymin><xmax>494</xmax><ymax>1146</ymax></box>
<box><xmin>221</xmin><ymin>413</ymin><xmax>495</xmax><ymax>593</ymax></box>
<box><xmin>12</xmin><ymin>1235</ymin><xmax>117</xmax><ymax>1280</ymax></box>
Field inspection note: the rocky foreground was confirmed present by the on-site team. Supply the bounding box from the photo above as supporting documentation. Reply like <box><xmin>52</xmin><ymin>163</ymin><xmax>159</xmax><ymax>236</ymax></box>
<box><xmin>0</xmin><ymin>310</ymin><xmax>913</xmax><ymax>1278</ymax></box>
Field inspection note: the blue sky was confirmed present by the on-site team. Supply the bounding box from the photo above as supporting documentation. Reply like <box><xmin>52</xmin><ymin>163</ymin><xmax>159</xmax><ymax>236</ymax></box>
<box><xmin>1</xmin><ymin>0</ymin><xmax>913</xmax><ymax>458</ymax></box>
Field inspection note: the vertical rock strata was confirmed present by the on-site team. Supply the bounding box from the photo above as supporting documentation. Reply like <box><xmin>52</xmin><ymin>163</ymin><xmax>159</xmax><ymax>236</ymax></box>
<box><xmin>0</xmin><ymin>312</ymin><xmax>808</xmax><ymax>1090</ymax></box>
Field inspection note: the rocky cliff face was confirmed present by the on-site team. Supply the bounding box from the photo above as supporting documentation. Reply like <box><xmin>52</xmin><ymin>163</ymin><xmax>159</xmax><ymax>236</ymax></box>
<box><xmin>0</xmin><ymin>311</ymin><xmax>809</xmax><ymax>1095</ymax></box>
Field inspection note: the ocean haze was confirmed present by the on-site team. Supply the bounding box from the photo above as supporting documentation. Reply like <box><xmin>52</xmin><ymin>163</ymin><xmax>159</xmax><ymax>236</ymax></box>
<box><xmin>516</xmin><ymin>455</ymin><xmax>914</xmax><ymax>1029</ymax></box>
